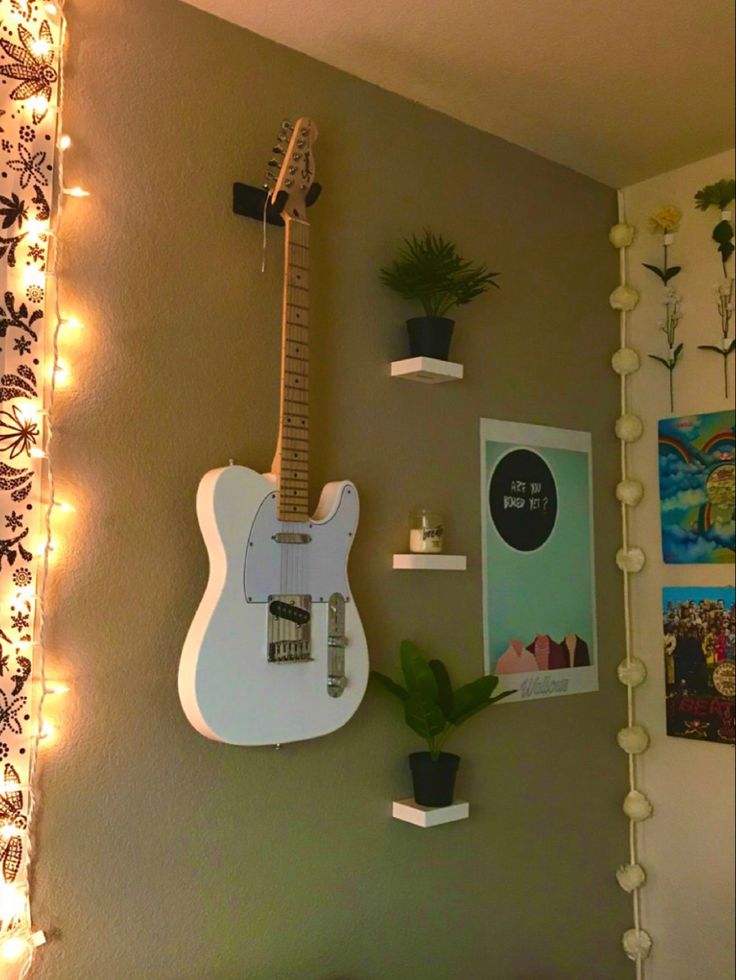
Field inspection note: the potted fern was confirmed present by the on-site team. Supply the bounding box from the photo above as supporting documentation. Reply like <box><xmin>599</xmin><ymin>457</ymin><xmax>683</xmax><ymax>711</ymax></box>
<box><xmin>372</xmin><ymin>641</ymin><xmax>514</xmax><ymax>807</ymax></box>
<box><xmin>379</xmin><ymin>230</ymin><xmax>500</xmax><ymax>360</ymax></box>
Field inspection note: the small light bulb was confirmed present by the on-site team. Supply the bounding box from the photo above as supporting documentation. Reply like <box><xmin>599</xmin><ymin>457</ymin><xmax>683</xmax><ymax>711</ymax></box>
<box><xmin>25</xmin><ymin>267</ymin><xmax>46</xmax><ymax>289</ymax></box>
<box><xmin>13</xmin><ymin>399</ymin><xmax>38</xmax><ymax>423</ymax></box>
<box><xmin>61</xmin><ymin>316</ymin><xmax>83</xmax><ymax>330</ymax></box>
<box><xmin>40</xmin><ymin>721</ymin><xmax>57</xmax><ymax>743</ymax></box>
<box><xmin>31</xmin><ymin>38</ymin><xmax>52</xmax><ymax>57</ymax></box>
<box><xmin>59</xmin><ymin>134</ymin><xmax>72</xmax><ymax>151</ymax></box>
<box><xmin>45</xmin><ymin>2</ymin><xmax>59</xmax><ymax>16</ymax></box>
<box><xmin>0</xmin><ymin>825</ymin><xmax>16</xmax><ymax>840</ymax></box>
<box><xmin>45</xmin><ymin>682</ymin><xmax>70</xmax><ymax>696</ymax></box>
<box><xmin>56</xmin><ymin>501</ymin><xmax>75</xmax><ymax>514</ymax></box>
<box><xmin>54</xmin><ymin>360</ymin><xmax>70</xmax><ymax>385</ymax></box>
<box><xmin>1</xmin><ymin>936</ymin><xmax>29</xmax><ymax>964</ymax></box>
<box><xmin>0</xmin><ymin>885</ymin><xmax>25</xmax><ymax>922</ymax></box>
<box><xmin>30</xmin><ymin>447</ymin><xmax>47</xmax><ymax>459</ymax></box>
<box><xmin>25</xmin><ymin>217</ymin><xmax>48</xmax><ymax>241</ymax></box>
<box><xmin>28</xmin><ymin>95</ymin><xmax>50</xmax><ymax>116</ymax></box>
<box><xmin>63</xmin><ymin>186</ymin><xmax>90</xmax><ymax>198</ymax></box>
<box><xmin>14</xmin><ymin>587</ymin><xmax>37</xmax><ymax>601</ymax></box>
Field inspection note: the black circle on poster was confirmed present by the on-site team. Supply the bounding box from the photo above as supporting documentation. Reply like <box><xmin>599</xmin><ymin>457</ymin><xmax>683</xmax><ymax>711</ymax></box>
<box><xmin>489</xmin><ymin>449</ymin><xmax>558</xmax><ymax>552</ymax></box>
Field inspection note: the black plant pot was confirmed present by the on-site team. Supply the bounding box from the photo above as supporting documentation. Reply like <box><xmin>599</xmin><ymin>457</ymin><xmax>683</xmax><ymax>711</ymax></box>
<box><xmin>409</xmin><ymin>751</ymin><xmax>460</xmax><ymax>807</ymax></box>
<box><xmin>406</xmin><ymin>316</ymin><xmax>455</xmax><ymax>360</ymax></box>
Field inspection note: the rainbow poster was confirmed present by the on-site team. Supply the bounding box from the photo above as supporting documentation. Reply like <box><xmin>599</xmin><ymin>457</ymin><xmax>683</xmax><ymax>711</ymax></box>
<box><xmin>658</xmin><ymin>411</ymin><xmax>735</xmax><ymax>564</ymax></box>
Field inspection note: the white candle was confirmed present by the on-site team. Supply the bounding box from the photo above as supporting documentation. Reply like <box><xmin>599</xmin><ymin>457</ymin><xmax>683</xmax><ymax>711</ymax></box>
<box><xmin>409</xmin><ymin>525</ymin><xmax>443</xmax><ymax>553</ymax></box>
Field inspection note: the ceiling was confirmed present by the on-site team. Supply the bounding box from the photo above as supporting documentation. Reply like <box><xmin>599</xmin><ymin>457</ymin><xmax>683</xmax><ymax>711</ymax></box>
<box><xmin>181</xmin><ymin>0</ymin><xmax>735</xmax><ymax>187</ymax></box>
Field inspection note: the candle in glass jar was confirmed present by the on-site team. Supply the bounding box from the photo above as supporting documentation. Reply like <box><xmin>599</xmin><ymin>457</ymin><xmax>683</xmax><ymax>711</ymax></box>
<box><xmin>409</xmin><ymin>510</ymin><xmax>444</xmax><ymax>553</ymax></box>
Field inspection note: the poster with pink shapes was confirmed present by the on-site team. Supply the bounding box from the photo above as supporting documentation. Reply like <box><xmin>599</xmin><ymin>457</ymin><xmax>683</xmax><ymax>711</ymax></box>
<box><xmin>480</xmin><ymin>419</ymin><xmax>599</xmax><ymax>702</ymax></box>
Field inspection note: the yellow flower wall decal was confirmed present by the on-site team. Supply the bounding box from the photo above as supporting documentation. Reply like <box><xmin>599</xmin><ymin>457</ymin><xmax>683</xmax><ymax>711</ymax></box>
<box><xmin>648</xmin><ymin>205</ymin><xmax>682</xmax><ymax>234</ymax></box>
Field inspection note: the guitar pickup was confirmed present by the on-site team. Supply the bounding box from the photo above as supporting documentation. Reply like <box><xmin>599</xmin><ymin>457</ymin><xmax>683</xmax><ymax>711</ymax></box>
<box><xmin>272</xmin><ymin>532</ymin><xmax>312</xmax><ymax>544</ymax></box>
<box><xmin>269</xmin><ymin>599</ymin><xmax>311</xmax><ymax>626</ymax></box>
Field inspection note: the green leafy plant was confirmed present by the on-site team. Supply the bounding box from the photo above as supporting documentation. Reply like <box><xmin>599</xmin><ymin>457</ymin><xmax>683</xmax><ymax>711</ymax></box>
<box><xmin>694</xmin><ymin>179</ymin><xmax>735</xmax><ymax>269</ymax></box>
<box><xmin>379</xmin><ymin>230</ymin><xmax>499</xmax><ymax>318</ymax></box>
<box><xmin>372</xmin><ymin>640</ymin><xmax>514</xmax><ymax>759</ymax></box>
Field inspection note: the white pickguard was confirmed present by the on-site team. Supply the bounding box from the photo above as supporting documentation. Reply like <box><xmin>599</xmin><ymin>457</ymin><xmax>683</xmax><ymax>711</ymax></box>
<box><xmin>244</xmin><ymin>482</ymin><xmax>356</xmax><ymax>602</ymax></box>
<box><xmin>178</xmin><ymin>465</ymin><xmax>369</xmax><ymax>745</ymax></box>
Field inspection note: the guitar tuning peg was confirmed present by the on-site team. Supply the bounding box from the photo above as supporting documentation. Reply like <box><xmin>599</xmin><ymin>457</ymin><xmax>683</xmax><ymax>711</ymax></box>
<box><xmin>268</xmin><ymin>159</ymin><xmax>280</xmax><ymax>168</ymax></box>
<box><xmin>272</xmin><ymin>145</ymin><xmax>285</xmax><ymax>155</ymax></box>
<box><xmin>296</xmin><ymin>140</ymin><xmax>306</xmax><ymax>149</ymax></box>
<box><xmin>288</xmin><ymin>166</ymin><xmax>297</xmax><ymax>175</ymax></box>
<box><xmin>281</xmin><ymin>119</ymin><xmax>293</xmax><ymax>131</ymax></box>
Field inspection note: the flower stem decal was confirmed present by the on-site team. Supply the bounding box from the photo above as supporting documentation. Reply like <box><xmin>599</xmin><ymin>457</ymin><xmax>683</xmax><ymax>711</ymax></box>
<box><xmin>694</xmin><ymin>179</ymin><xmax>735</xmax><ymax>397</ymax></box>
<box><xmin>644</xmin><ymin>206</ymin><xmax>684</xmax><ymax>412</ymax></box>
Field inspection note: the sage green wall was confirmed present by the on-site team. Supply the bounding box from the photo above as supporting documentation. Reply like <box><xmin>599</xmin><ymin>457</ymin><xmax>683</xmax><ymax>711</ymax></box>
<box><xmin>36</xmin><ymin>1</ymin><xmax>629</xmax><ymax>977</ymax></box>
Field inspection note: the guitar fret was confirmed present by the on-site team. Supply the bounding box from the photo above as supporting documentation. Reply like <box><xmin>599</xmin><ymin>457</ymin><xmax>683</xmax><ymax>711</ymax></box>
<box><xmin>287</xmin><ymin>269</ymin><xmax>309</xmax><ymax>289</ymax></box>
<box><xmin>286</xmin><ymin>311</ymin><xmax>309</xmax><ymax>327</ymax></box>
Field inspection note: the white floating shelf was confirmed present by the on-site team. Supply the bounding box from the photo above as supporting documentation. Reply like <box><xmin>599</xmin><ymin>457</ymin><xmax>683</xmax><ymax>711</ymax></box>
<box><xmin>392</xmin><ymin>798</ymin><xmax>469</xmax><ymax>828</ymax></box>
<box><xmin>390</xmin><ymin>357</ymin><xmax>464</xmax><ymax>384</ymax></box>
<box><xmin>393</xmin><ymin>554</ymin><xmax>467</xmax><ymax>571</ymax></box>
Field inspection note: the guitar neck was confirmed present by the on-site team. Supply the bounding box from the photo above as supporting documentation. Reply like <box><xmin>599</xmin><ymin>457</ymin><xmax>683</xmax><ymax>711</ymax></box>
<box><xmin>273</xmin><ymin>215</ymin><xmax>311</xmax><ymax>522</ymax></box>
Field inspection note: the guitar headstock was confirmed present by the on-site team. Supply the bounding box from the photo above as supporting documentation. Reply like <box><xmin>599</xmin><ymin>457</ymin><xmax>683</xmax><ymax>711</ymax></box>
<box><xmin>264</xmin><ymin>117</ymin><xmax>318</xmax><ymax>221</ymax></box>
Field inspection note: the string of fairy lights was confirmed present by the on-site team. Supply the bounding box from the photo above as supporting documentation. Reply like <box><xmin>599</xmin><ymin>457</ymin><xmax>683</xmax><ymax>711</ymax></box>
<box><xmin>0</xmin><ymin>0</ymin><xmax>88</xmax><ymax>972</ymax></box>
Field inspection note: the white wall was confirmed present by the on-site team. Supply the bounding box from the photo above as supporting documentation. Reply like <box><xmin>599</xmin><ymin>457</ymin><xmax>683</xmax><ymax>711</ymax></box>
<box><xmin>624</xmin><ymin>149</ymin><xmax>735</xmax><ymax>980</ymax></box>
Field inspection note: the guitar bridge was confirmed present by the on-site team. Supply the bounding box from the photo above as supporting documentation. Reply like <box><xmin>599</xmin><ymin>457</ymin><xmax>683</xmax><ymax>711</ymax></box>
<box><xmin>327</xmin><ymin>593</ymin><xmax>347</xmax><ymax>697</ymax></box>
<box><xmin>268</xmin><ymin>595</ymin><xmax>312</xmax><ymax>663</ymax></box>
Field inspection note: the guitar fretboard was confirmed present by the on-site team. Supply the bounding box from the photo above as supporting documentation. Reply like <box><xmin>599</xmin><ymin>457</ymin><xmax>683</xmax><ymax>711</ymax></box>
<box><xmin>275</xmin><ymin>217</ymin><xmax>310</xmax><ymax>522</ymax></box>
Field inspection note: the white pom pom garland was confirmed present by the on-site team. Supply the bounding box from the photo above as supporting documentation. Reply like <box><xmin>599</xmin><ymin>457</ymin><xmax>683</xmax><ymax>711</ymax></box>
<box><xmin>611</xmin><ymin>347</ymin><xmax>640</xmax><ymax>375</ymax></box>
<box><xmin>616</xmin><ymin>479</ymin><xmax>644</xmax><ymax>506</ymax></box>
<box><xmin>617</xmin><ymin>658</ymin><xmax>647</xmax><ymax>688</ymax></box>
<box><xmin>609</xmin><ymin>223</ymin><xmax>636</xmax><ymax>249</ymax></box>
<box><xmin>615</xmin><ymin>414</ymin><xmax>644</xmax><ymax>442</ymax></box>
<box><xmin>622</xmin><ymin>928</ymin><xmax>653</xmax><ymax>961</ymax></box>
<box><xmin>623</xmin><ymin>790</ymin><xmax>653</xmax><ymax>822</ymax></box>
<box><xmin>608</xmin><ymin>198</ymin><xmax>653</xmax><ymax>963</ymax></box>
<box><xmin>616</xmin><ymin>547</ymin><xmax>646</xmax><ymax>573</ymax></box>
<box><xmin>617</xmin><ymin>725</ymin><xmax>650</xmax><ymax>754</ymax></box>
<box><xmin>616</xmin><ymin>864</ymin><xmax>646</xmax><ymax>893</ymax></box>
<box><xmin>609</xmin><ymin>285</ymin><xmax>640</xmax><ymax>311</ymax></box>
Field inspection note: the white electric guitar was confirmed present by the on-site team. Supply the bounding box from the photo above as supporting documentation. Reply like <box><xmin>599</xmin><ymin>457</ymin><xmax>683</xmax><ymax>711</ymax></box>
<box><xmin>178</xmin><ymin>118</ymin><xmax>369</xmax><ymax>745</ymax></box>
